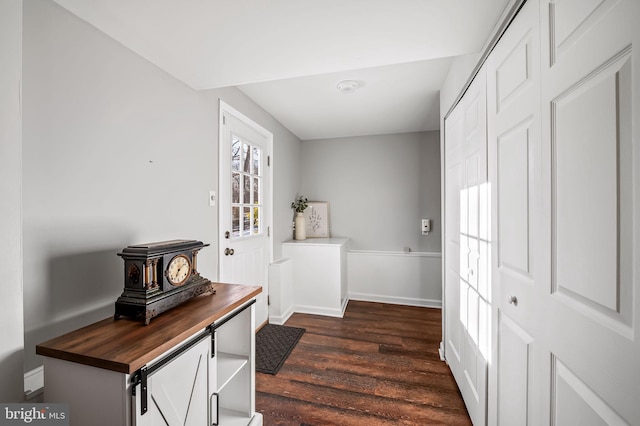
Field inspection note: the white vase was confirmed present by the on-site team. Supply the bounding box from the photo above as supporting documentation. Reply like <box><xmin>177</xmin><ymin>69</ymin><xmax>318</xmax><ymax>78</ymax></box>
<box><xmin>294</xmin><ymin>212</ymin><xmax>306</xmax><ymax>240</ymax></box>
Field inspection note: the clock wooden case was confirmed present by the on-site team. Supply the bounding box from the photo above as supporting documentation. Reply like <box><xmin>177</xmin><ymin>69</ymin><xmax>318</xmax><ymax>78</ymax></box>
<box><xmin>115</xmin><ymin>239</ymin><xmax>216</xmax><ymax>324</ymax></box>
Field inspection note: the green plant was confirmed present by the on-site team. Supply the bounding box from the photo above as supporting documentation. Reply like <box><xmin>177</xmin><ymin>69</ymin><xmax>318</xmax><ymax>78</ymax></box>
<box><xmin>291</xmin><ymin>195</ymin><xmax>308</xmax><ymax>213</ymax></box>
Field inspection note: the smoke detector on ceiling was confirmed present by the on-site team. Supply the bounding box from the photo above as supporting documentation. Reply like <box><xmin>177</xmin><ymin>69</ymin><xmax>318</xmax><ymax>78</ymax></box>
<box><xmin>336</xmin><ymin>80</ymin><xmax>360</xmax><ymax>94</ymax></box>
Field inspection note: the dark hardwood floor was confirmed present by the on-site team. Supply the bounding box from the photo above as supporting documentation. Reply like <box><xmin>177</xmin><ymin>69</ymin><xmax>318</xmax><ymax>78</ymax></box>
<box><xmin>256</xmin><ymin>301</ymin><xmax>472</xmax><ymax>425</ymax></box>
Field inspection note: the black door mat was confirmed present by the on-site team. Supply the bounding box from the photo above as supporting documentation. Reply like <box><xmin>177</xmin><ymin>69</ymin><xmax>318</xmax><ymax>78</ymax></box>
<box><xmin>255</xmin><ymin>324</ymin><xmax>305</xmax><ymax>375</ymax></box>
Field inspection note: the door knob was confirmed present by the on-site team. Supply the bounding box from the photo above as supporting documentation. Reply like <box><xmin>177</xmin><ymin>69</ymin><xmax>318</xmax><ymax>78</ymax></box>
<box><xmin>224</xmin><ymin>248</ymin><xmax>235</xmax><ymax>256</ymax></box>
<box><xmin>229</xmin><ymin>249</ymin><xmax>234</xmax><ymax>255</ymax></box>
<box><xmin>508</xmin><ymin>295</ymin><xmax>518</xmax><ymax>306</ymax></box>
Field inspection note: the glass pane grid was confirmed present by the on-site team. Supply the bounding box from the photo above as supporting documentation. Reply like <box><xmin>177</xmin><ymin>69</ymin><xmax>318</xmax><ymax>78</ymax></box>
<box><xmin>230</xmin><ymin>139</ymin><xmax>264</xmax><ymax>238</ymax></box>
<box><xmin>232</xmin><ymin>136</ymin><xmax>241</xmax><ymax>172</ymax></box>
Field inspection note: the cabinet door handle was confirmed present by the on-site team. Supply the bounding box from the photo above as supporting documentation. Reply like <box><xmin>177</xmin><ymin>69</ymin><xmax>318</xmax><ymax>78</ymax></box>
<box><xmin>210</xmin><ymin>392</ymin><xmax>219</xmax><ymax>425</ymax></box>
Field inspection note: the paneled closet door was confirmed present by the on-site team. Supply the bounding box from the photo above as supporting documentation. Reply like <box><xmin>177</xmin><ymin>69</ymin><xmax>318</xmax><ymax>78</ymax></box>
<box><xmin>486</xmin><ymin>0</ymin><xmax>544</xmax><ymax>424</ymax></box>
<box><xmin>539</xmin><ymin>0</ymin><xmax>640</xmax><ymax>423</ymax></box>
<box><xmin>444</xmin><ymin>66</ymin><xmax>490</xmax><ymax>426</ymax></box>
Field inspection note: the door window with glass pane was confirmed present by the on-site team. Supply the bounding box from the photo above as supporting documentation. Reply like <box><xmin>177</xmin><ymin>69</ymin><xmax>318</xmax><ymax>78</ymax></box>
<box><xmin>231</xmin><ymin>135</ymin><xmax>263</xmax><ymax>238</ymax></box>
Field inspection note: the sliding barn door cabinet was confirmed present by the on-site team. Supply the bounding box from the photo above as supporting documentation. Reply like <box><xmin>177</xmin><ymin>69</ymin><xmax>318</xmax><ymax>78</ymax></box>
<box><xmin>37</xmin><ymin>283</ymin><xmax>263</xmax><ymax>426</ymax></box>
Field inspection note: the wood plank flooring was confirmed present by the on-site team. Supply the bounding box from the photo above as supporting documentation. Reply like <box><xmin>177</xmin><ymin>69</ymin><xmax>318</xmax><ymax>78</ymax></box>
<box><xmin>256</xmin><ymin>301</ymin><xmax>471</xmax><ymax>425</ymax></box>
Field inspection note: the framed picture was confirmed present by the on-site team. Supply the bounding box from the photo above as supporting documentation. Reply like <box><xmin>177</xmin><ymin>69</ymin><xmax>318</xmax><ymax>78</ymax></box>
<box><xmin>304</xmin><ymin>201</ymin><xmax>330</xmax><ymax>238</ymax></box>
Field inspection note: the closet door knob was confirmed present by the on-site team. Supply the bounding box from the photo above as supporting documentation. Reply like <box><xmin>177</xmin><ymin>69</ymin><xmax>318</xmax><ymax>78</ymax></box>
<box><xmin>508</xmin><ymin>295</ymin><xmax>518</xmax><ymax>306</ymax></box>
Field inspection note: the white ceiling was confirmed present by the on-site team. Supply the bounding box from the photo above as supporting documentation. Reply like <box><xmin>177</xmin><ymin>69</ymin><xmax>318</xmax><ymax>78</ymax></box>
<box><xmin>52</xmin><ymin>0</ymin><xmax>509</xmax><ymax>140</ymax></box>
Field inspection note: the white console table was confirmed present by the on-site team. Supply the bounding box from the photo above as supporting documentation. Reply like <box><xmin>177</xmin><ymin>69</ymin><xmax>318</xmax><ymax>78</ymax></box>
<box><xmin>282</xmin><ymin>237</ymin><xmax>349</xmax><ymax>317</ymax></box>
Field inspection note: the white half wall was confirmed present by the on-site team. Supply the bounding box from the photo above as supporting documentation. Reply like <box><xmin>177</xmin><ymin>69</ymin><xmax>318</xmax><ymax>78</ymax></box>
<box><xmin>268</xmin><ymin>258</ymin><xmax>294</xmax><ymax>325</ymax></box>
<box><xmin>348</xmin><ymin>251</ymin><xmax>442</xmax><ymax>308</ymax></box>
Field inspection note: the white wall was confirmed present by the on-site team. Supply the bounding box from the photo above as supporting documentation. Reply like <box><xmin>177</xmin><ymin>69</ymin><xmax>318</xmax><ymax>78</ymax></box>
<box><xmin>300</xmin><ymin>131</ymin><xmax>441</xmax><ymax>253</ymax></box>
<box><xmin>349</xmin><ymin>251</ymin><xmax>442</xmax><ymax>307</ymax></box>
<box><xmin>22</xmin><ymin>0</ymin><xmax>301</xmax><ymax>372</ymax></box>
<box><xmin>0</xmin><ymin>0</ymin><xmax>25</xmax><ymax>402</ymax></box>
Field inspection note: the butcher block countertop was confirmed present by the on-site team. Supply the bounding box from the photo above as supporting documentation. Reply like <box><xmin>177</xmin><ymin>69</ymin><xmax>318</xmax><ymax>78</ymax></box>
<box><xmin>36</xmin><ymin>283</ymin><xmax>262</xmax><ymax>374</ymax></box>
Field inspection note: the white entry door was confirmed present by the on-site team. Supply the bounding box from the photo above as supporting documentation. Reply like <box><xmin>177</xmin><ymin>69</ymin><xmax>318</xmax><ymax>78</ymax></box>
<box><xmin>219</xmin><ymin>101</ymin><xmax>272</xmax><ymax>328</ymax></box>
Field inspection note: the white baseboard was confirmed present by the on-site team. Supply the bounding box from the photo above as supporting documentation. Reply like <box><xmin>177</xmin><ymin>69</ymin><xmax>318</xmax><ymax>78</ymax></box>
<box><xmin>268</xmin><ymin>305</ymin><xmax>294</xmax><ymax>325</ymax></box>
<box><xmin>349</xmin><ymin>292</ymin><xmax>442</xmax><ymax>309</ymax></box>
<box><xmin>340</xmin><ymin>297</ymin><xmax>349</xmax><ymax>317</ymax></box>
<box><xmin>293</xmin><ymin>304</ymin><xmax>345</xmax><ymax>318</ymax></box>
<box><xmin>24</xmin><ymin>365</ymin><xmax>44</xmax><ymax>401</ymax></box>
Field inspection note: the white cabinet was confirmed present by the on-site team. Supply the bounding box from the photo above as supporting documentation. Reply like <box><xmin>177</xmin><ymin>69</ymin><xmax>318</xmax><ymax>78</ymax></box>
<box><xmin>282</xmin><ymin>237</ymin><xmax>349</xmax><ymax>317</ymax></box>
<box><xmin>134</xmin><ymin>302</ymin><xmax>259</xmax><ymax>426</ymax></box>
<box><xmin>37</xmin><ymin>283</ymin><xmax>262</xmax><ymax>426</ymax></box>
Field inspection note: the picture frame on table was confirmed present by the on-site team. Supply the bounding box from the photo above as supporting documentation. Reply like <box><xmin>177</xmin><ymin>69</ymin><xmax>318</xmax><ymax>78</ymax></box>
<box><xmin>303</xmin><ymin>201</ymin><xmax>330</xmax><ymax>238</ymax></box>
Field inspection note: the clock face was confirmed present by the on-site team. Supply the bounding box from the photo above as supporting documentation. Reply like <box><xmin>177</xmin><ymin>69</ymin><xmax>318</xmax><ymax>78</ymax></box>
<box><xmin>166</xmin><ymin>254</ymin><xmax>191</xmax><ymax>286</ymax></box>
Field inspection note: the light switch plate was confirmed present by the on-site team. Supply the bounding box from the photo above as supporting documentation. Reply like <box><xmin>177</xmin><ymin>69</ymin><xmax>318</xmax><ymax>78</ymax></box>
<box><xmin>421</xmin><ymin>219</ymin><xmax>431</xmax><ymax>235</ymax></box>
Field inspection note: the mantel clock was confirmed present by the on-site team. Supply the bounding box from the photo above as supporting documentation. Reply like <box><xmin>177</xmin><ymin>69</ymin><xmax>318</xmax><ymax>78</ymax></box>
<box><xmin>114</xmin><ymin>239</ymin><xmax>216</xmax><ymax>324</ymax></box>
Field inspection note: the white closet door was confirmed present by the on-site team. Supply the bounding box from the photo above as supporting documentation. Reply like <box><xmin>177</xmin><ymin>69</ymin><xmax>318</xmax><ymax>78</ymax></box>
<box><xmin>486</xmin><ymin>0</ymin><xmax>544</xmax><ymax>424</ymax></box>
<box><xmin>444</xmin><ymin>66</ymin><xmax>490</xmax><ymax>426</ymax></box>
<box><xmin>538</xmin><ymin>0</ymin><xmax>640</xmax><ymax>423</ymax></box>
<box><xmin>447</xmin><ymin>0</ymin><xmax>639</xmax><ymax>423</ymax></box>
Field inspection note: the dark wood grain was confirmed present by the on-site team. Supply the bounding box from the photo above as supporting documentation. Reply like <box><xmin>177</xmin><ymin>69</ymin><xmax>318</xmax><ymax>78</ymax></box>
<box><xmin>256</xmin><ymin>301</ymin><xmax>471</xmax><ymax>426</ymax></box>
<box><xmin>36</xmin><ymin>282</ymin><xmax>261</xmax><ymax>373</ymax></box>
